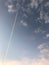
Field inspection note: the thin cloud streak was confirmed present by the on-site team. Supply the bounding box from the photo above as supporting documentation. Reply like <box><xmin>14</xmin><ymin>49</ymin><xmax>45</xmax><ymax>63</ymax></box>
<box><xmin>4</xmin><ymin>7</ymin><xmax>19</xmax><ymax>61</ymax></box>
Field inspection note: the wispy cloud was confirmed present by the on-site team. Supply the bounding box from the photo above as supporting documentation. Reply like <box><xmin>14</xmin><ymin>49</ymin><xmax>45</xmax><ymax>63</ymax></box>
<box><xmin>43</xmin><ymin>33</ymin><xmax>49</xmax><ymax>39</ymax></box>
<box><xmin>46</xmin><ymin>34</ymin><xmax>49</xmax><ymax>38</ymax></box>
<box><xmin>20</xmin><ymin>20</ymin><xmax>28</xmax><ymax>27</ymax></box>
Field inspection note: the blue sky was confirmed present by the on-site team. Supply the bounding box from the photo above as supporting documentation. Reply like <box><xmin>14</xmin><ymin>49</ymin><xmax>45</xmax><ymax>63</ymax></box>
<box><xmin>0</xmin><ymin>0</ymin><xmax>49</xmax><ymax>65</ymax></box>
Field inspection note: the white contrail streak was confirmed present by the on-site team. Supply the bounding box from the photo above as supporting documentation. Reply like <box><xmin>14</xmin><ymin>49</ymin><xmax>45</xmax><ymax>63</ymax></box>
<box><xmin>4</xmin><ymin>8</ymin><xmax>19</xmax><ymax>61</ymax></box>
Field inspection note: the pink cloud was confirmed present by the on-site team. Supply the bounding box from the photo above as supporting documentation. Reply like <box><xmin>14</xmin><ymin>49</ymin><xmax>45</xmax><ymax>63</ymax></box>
<box><xmin>0</xmin><ymin>57</ymin><xmax>49</xmax><ymax>65</ymax></box>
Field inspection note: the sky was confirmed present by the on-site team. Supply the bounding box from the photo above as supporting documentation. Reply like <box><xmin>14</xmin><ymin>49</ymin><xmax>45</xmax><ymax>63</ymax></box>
<box><xmin>0</xmin><ymin>0</ymin><xmax>49</xmax><ymax>65</ymax></box>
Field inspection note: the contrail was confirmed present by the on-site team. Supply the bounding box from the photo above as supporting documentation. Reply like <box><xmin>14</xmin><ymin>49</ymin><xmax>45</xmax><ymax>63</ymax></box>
<box><xmin>4</xmin><ymin>7</ymin><xmax>19</xmax><ymax>61</ymax></box>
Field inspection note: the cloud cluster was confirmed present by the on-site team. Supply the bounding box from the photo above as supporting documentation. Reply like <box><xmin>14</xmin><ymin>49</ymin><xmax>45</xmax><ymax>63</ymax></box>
<box><xmin>38</xmin><ymin>43</ymin><xmax>49</xmax><ymax>57</ymax></box>
<box><xmin>37</xmin><ymin>0</ymin><xmax>49</xmax><ymax>24</ymax></box>
<box><xmin>34</xmin><ymin>28</ymin><xmax>46</xmax><ymax>34</ymax></box>
<box><xmin>30</xmin><ymin>0</ymin><xmax>44</xmax><ymax>9</ymax></box>
<box><xmin>5</xmin><ymin>0</ymin><xmax>49</xmax><ymax>24</ymax></box>
<box><xmin>5</xmin><ymin>0</ymin><xmax>42</xmax><ymax>13</ymax></box>
<box><xmin>8</xmin><ymin>4</ymin><xmax>16</xmax><ymax>13</ymax></box>
<box><xmin>39</xmin><ymin>11</ymin><xmax>49</xmax><ymax>24</ymax></box>
<box><xmin>5</xmin><ymin>0</ymin><xmax>17</xmax><ymax>13</ymax></box>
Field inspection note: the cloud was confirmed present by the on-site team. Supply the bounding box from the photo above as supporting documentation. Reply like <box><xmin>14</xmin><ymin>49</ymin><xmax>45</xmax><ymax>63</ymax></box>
<box><xmin>38</xmin><ymin>43</ymin><xmax>49</xmax><ymax>57</ymax></box>
<box><xmin>8</xmin><ymin>4</ymin><xmax>16</xmax><ymax>13</ymax></box>
<box><xmin>32</xmin><ymin>58</ymin><xmax>49</xmax><ymax>65</ymax></box>
<box><xmin>34</xmin><ymin>28</ymin><xmax>46</xmax><ymax>34</ymax></box>
<box><xmin>39</xmin><ymin>2</ymin><xmax>49</xmax><ymax>24</ymax></box>
<box><xmin>5</xmin><ymin>0</ymin><xmax>16</xmax><ymax>13</ymax></box>
<box><xmin>20</xmin><ymin>20</ymin><xmax>28</xmax><ymax>27</ymax></box>
<box><xmin>30</xmin><ymin>0</ymin><xmax>38</xmax><ymax>8</ymax></box>
<box><xmin>44</xmin><ymin>2</ymin><xmax>49</xmax><ymax>7</ymax></box>
<box><xmin>0</xmin><ymin>60</ymin><xmax>21</xmax><ymax>65</ymax></box>
<box><xmin>44</xmin><ymin>14</ymin><xmax>49</xmax><ymax>24</ymax></box>
<box><xmin>46</xmin><ymin>34</ymin><xmax>49</xmax><ymax>38</ymax></box>
<box><xmin>38</xmin><ymin>44</ymin><xmax>45</xmax><ymax>49</ymax></box>
<box><xmin>0</xmin><ymin>57</ymin><xmax>49</xmax><ymax>65</ymax></box>
<box><xmin>40</xmin><ymin>10</ymin><xmax>43</xmax><ymax>20</ymax></box>
<box><xmin>34</xmin><ymin>28</ymin><xmax>42</xmax><ymax>33</ymax></box>
<box><xmin>43</xmin><ymin>33</ymin><xmax>49</xmax><ymax>39</ymax></box>
<box><xmin>38</xmin><ymin>0</ymin><xmax>43</xmax><ymax>3</ymax></box>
